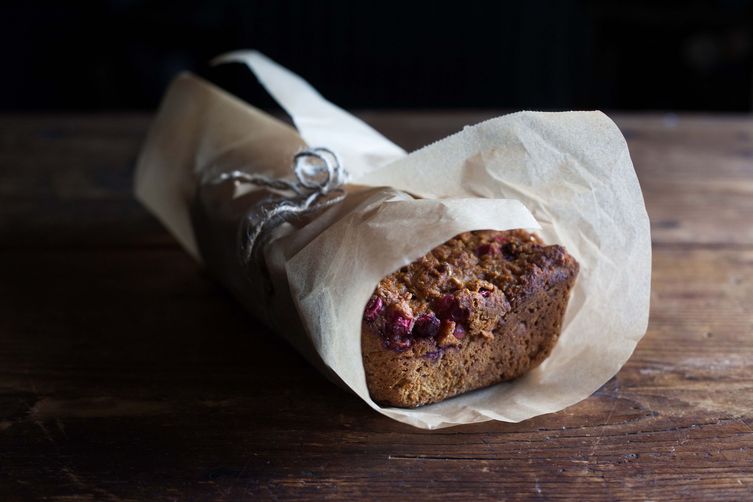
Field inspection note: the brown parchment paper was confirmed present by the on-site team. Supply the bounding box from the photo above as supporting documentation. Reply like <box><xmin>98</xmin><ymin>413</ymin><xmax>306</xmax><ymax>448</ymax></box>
<box><xmin>135</xmin><ymin>55</ymin><xmax>651</xmax><ymax>429</ymax></box>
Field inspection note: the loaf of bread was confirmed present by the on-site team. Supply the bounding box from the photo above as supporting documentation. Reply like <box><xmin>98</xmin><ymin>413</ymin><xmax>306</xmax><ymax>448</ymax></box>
<box><xmin>361</xmin><ymin>229</ymin><xmax>579</xmax><ymax>408</ymax></box>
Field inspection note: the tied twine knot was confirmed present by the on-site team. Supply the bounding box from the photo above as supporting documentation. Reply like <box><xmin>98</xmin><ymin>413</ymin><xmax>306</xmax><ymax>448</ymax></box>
<box><xmin>203</xmin><ymin>147</ymin><xmax>348</xmax><ymax>267</ymax></box>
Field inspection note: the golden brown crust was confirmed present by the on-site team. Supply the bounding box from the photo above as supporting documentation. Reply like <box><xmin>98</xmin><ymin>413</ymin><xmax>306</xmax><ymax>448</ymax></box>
<box><xmin>361</xmin><ymin>229</ymin><xmax>579</xmax><ymax>408</ymax></box>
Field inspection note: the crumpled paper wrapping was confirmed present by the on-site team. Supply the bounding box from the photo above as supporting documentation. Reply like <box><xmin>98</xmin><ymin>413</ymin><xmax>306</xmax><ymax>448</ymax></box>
<box><xmin>135</xmin><ymin>51</ymin><xmax>651</xmax><ymax>429</ymax></box>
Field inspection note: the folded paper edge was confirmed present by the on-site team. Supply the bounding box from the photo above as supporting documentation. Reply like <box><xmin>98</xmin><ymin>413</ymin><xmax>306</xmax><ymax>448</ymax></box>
<box><xmin>213</xmin><ymin>49</ymin><xmax>407</xmax><ymax>174</ymax></box>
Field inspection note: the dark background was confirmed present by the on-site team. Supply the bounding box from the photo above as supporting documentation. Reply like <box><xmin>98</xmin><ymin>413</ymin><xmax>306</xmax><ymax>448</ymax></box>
<box><xmin>3</xmin><ymin>0</ymin><xmax>753</xmax><ymax>112</ymax></box>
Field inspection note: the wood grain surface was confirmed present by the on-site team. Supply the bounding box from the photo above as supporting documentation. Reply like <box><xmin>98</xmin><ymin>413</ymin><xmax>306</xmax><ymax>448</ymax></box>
<box><xmin>1</xmin><ymin>112</ymin><xmax>752</xmax><ymax>500</ymax></box>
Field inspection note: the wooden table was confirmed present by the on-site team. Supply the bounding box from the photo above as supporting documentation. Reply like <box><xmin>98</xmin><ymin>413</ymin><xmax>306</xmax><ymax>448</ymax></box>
<box><xmin>1</xmin><ymin>112</ymin><xmax>752</xmax><ymax>500</ymax></box>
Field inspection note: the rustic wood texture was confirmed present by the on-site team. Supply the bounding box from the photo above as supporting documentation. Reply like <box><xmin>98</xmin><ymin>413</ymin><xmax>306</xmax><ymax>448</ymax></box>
<box><xmin>1</xmin><ymin>111</ymin><xmax>753</xmax><ymax>500</ymax></box>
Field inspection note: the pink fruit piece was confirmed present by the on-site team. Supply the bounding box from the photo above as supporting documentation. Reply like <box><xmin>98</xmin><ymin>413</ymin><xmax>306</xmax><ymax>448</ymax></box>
<box><xmin>412</xmin><ymin>313</ymin><xmax>440</xmax><ymax>338</ymax></box>
<box><xmin>363</xmin><ymin>295</ymin><xmax>384</xmax><ymax>322</ymax></box>
<box><xmin>479</xmin><ymin>289</ymin><xmax>492</xmax><ymax>298</ymax></box>
<box><xmin>475</xmin><ymin>242</ymin><xmax>500</xmax><ymax>257</ymax></box>
<box><xmin>453</xmin><ymin>323</ymin><xmax>467</xmax><ymax>340</ymax></box>
<box><xmin>434</xmin><ymin>294</ymin><xmax>455</xmax><ymax>319</ymax></box>
<box><xmin>387</xmin><ymin>310</ymin><xmax>413</xmax><ymax>337</ymax></box>
<box><xmin>434</xmin><ymin>294</ymin><xmax>469</xmax><ymax>323</ymax></box>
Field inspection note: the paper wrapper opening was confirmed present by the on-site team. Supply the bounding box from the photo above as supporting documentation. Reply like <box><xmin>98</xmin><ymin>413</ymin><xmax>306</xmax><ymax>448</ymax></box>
<box><xmin>135</xmin><ymin>51</ymin><xmax>651</xmax><ymax>429</ymax></box>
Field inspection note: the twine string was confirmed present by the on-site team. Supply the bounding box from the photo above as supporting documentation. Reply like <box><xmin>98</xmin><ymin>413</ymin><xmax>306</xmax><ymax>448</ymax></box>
<box><xmin>203</xmin><ymin>147</ymin><xmax>347</xmax><ymax>267</ymax></box>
